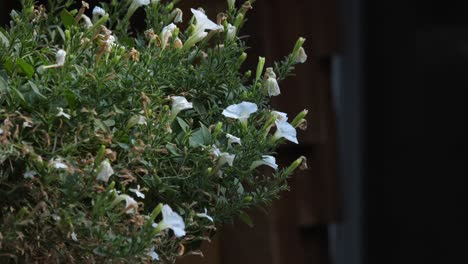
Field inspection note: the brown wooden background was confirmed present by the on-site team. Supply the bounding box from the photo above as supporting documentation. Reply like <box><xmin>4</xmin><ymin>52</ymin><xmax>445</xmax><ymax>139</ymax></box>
<box><xmin>0</xmin><ymin>1</ymin><xmax>342</xmax><ymax>263</ymax></box>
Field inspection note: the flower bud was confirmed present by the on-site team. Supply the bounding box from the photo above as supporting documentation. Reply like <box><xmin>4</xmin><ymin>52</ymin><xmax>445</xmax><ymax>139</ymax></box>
<box><xmin>255</xmin><ymin>57</ymin><xmax>265</xmax><ymax>83</ymax></box>
<box><xmin>284</xmin><ymin>156</ymin><xmax>306</xmax><ymax>176</ymax></box>
<box><xmin>174</xmin><ymin>37</ymin><xmax>183</xmax><ymax>49</ymax></box>
<box><xmin>291</xmin><ymin>109</ymin><xmax>308</xmax><ymax>127</ymax></box>
<box><xmin>228</xmin><ymin>0</ymin><xmax>236</xmax><ymax>10</ymax></box>
<box><xmin>171</xmin><ymin>8</ymin><xmax>183</xmax><ymax>23</ymax></box>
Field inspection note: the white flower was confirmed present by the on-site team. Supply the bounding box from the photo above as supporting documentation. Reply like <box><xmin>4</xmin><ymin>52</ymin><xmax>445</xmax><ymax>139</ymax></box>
<box><xmin>22</xmin><ymin>121</ymin><xmax>32</xmax><ymax>128</ymax></box>
<box><xmin>171</xmin><ymin>96</ymin><xmax>193</xmax><ymax>116</ymax></box>
<box><xmin>172</xmin><ymin>8</ymin><xmax>183</xmax><ymax>23</ymax></box>
<box><xmin>52</xmin><ymin>214</ymin><xmax>61</xmax><ymax>221</ymax></box>
<box><xmin>0</xmin><ymin>128</ymin><xmax>3</xmax><ymax>135</ymax></box>
<box><xmin>227</xmin><ymin>23</ymin><xmax>236</xmax><ymax>40</ymax></box>
<box><xmin>149</xmin><ymin>247</ymin><xmax>160</xmax><ymax>260</ymax></box>
<box><xmin>221</xmin><ymin>101</ymin><xmax>258</xmax><ymax>125</ymax></box>
<box><xmin>50</xmin><ymin>158</ymin><xmax>68</xmax><ymax>170</ymax></box>
<box><xmin>23</xmin><ymin>170</ymin><xmax>36</xmax><ymax>179</ymax></box>
<box><xmin>106</xmin><ymin>35</ymin><xmax>116</xmax><ymax>46</ymax></box>
<box><xmin>81</xmin><ymin>14</ymin><xmax>93</xmax><ymax>28</ymax></box>
<box><xmin>295</xmin><ymin>47</ymin><xmax>308</xmax><ymax>63</ymax></box>
<box><xmin>161</xmin><ymin>23</ymin><xmax>178</xmax><ymax>49</ymax></box>
<box><xmin>226</xmin><ymin>133</ymin><xmax>241</xmax><ymax>145</ymax></box>
<box><xmin>272</xmin><ymin>111</ymin><xmax>288</xmax><ymax>122</ymax></box>
<box><xmin>187</xmin><ymin>8</ymin><xmax>223</xmax><ymax>44</ymax></box>
<box><xmin>127</xmin><ymin>0</ymin><xmax>150</xmax><ymax>18</ymax></box>
<box><xmin>154</xmin><ymin>204</ymin><xmax>186</xmax><ymax>237</ymax></box>
<box><xmin>133</xmin><ymin>0</ymin><xmax>150</xmax><ymax>8</ymax></box>
<box><xmin>56</xmin><ymin>49</ymin><xmax>66</xmax><ymax>66</ymax></box>
<box><xmin>92</xmin><ymin>6</ymin><xmax>106</xmax><ymax>22</ymax></box>
<box><xmin>250</xmin><ymin>155</ymin><xmax>278</xmax><ymax>170</ymax></box>
<box><xmin>264</xmin><ymin>68</ymin><xmax>280</xmax><ymax>97</ymax></box>
<box><xmin>71</xmin><ymin>232</ymin><xmax>78</xmax><ymax>241</ymax></box>
<box><xmin>274</xmin><ymin>120</ymin><xmax>298</xmax><ymax>144</ymax></box>
<box><xmin>211</xmin><ymin>145</ymin><xmax>235</xmax><ymax>167</ymax></box>
<box><xmin>196</xmin><ymin>208</ymin><xmax>214</xmax><ymax>222</ymax></box>
<box><xmin>114</xmin><ymin>194</ymin><xmax>139</xmax><ymax>214</ymax></box>
<box><xmin>129</xmin><ymin>185</ymin><xmax>145</xmax><ymax>199</ymax></box>
<box><xmin>56</xmin><ymin>107</ymin><xmax>71</xmax><ymax>119</ymax></box>
<box><xmin>96</xmin><ymin>159</ymin><xmax>114</xmax><ymax>182</ymax></box>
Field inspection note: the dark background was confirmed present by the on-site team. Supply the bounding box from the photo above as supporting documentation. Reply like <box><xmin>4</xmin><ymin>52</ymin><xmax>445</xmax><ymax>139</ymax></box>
<box><xmin>1</xmin><ymin>0</ymin><xmax>467</xmax><ymax>263</ymax></box>
<box><xmin>366</xmin><ymin>0</ymin><xmax>467</xmax><ymax>263</ymax></box>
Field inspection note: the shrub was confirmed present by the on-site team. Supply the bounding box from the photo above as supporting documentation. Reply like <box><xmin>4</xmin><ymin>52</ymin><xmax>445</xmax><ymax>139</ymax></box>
<box><xmin>0</xmin><ymin>0</ymin><xmax>308</xmax><ymax>262</ymax></box>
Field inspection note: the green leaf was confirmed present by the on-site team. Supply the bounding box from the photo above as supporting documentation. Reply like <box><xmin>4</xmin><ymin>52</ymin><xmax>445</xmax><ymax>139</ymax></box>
<box><xmin>176</xmin><ymin>117</ymin><xmax>188</xmax><ymax>132</ymax></box>
<box><xmin>0</xmin><ymin>75</ymin><xmax>8</xmax><ymax>93</ymax></box>
<box><xmin>189</xmin><ymin>129</ymin><xmax>204</xmax><ymax>147</ymax></box>
<box><xmin>0</xmin><ymin>30</ymin><xmax>9</xmax><ymax>47</ymax></box>
<box><xmin>239</xmin><ymin>211</ymin><xmax>254</xmax><ymax>227</ymax></box>
<box><xmin>17</xmin><ymin>59</ymin><xmax>34</xmax><ymax>78</ymax></box>
<box><xmin>103</xmin><ymin>119</ymin><xmax>116</xmax><ymax>127</ymax></box>
<box><xmin>28</xmin><ymin>81</ymin><xmax>46</xmax><ymax>99</ymax></box>
<box><xmin>11</xmin><ymin>87</ymin><xmax>26</xmax><ymax>102</ymax></box>
<box><xmin>60</xmin><ymin>9</ymin><xmax>77</xmax><ymax>27</ymax></box>
<box><xmin>165</xmin><ymin>143</ymin><xmax>181</xmax><ymax>156</ymax></box>
<box><xmin>189</xmin><ymin>123</ymin><xmax>211</xmax><ymax>147</ymax></box>
<box><xmin>200</xmin><ymin>123</ymin><xmax>211</xmax><ymax>143</ymax></box>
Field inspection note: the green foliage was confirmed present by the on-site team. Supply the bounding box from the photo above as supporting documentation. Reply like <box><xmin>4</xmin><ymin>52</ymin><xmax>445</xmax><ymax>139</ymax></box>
<box><xmin>0</xmin><ymin>0</ymin><xmax>308</xmax><ymax>263</ymax></box>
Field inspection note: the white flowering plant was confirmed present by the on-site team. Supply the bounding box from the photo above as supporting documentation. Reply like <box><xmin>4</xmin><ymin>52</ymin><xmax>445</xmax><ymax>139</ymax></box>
<box><xmin>0</xmin><ymin>0</ymin><xmax>308</xmax><ymax>262</ymax></box>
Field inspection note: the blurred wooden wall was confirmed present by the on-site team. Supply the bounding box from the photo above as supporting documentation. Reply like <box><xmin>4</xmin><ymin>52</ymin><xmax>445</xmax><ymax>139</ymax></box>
<box><xmin>177</xmin><ymin>0</ymin><xmax>342</xmax><ymax>264</ymax></box>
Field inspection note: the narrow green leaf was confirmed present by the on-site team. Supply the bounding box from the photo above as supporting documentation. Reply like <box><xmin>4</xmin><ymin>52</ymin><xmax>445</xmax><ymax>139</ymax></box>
<box><xmin>239</xmin><ymin>211</ymin><xmax>254</xmax><ymax>227</ymax></box>
<box><xmin>0</xmin><ymin>75</ymin><xmax>8</xmax><ymax>93</ymax></box>
<box><xmin>28</xmin><ymin>81</ymin><xmax>46</xmax><ymax>99</ymax></box>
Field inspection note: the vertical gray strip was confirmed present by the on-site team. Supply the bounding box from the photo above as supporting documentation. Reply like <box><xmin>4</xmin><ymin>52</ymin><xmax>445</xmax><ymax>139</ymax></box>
<box><xmin>329</xmin><ymin>0</ymin><xmax>364</xmax><ymax>263</ymax></box>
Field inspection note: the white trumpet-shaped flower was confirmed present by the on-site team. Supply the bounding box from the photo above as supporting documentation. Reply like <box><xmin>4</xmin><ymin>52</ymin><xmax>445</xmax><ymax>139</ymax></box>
<box><xmin>196</xmin><ymin>208</ymin><xmax>214</xmax><ymax>222</ymax></box>
<box><xmin>226</xmin><ymin>133</ymin><xmax>241</xmax><ymax>145</ymax></box>
<box><xmin>273</xmin><ymin>120</ymin><xmax>298</xmax><ymax>144</ymax></box>
<box><xmin>129</xmin><ymin>185</ymin><xmax>145</xmax><ymax>199</ymax></box>
<box><xmin>96</xmin><ymin>159</ymin><xmax>114</xmax><ymax>182</ymax></box>
<box><xmin>222</xmin><ymin>101</ymin><xmax>258</xmax><ymax>125</ymax></box>
<box><xmin>56</xmin><ymin>49</ymin><xmax>67</xmax><ymax>66</ymax></box>
<box><xmin>153</xmin><ymin>204</ymin><xmax>186</xmax><ymax>237</ymax></box>
<box><xmin>172</xmin><ymin>8</ymin><xmax>183</xmax><ymax>23</ymax></box>
<box><xmin>127</xmin><ymin>0</ymin><xmax>150</xmax><ymax>18</ymax></box>
<box><xmin>92</xmin><ymin>6</ymin><xmax>106</xmax><ymax>22</ymax></box>
<box><xmin>23</xmin><ymin>170</ymin><xmax>37</xmax><ymax>179</ymax></box>
<box><xmin>71</xmin><ymin>232</ymin><xmax>78</xmax><ymax>241</ymax></box>
<box><xmin>113</xmin><ymin>194</ymin><xmax>139</xmax><ymax>214</ymax></box>
<box><xmin>186</xmin><ymin>8</ymin><xmax>224</xmax><ymax>45</ymax></box>
<box><xmin>211</xmin><ymin>145</ymin><xmax>235</xmax><ymax>167</ymax></box>
<box><xmin>227</xmin><ymin>23</ymin><xmax>236</xmax><ymax>40</ymax></box>
<box><xmin>250</xmin><ymin>155</ymin><xmax>278</xmax><ymax>170</ymax></box>
<box><xmin>161</xmin><ymin>23</ymin><xmax>178</xmax><ymax>49</ymax></box>
<box><xmin>56</xmin><ymin>107</ymin><xmax>71</xmax><ymax>119</ymax></box>
<box><xmin>295</xmin><ymin>47</ymin><xmax>308</xmax><ymax>63</ymax></box>
<box><xmin>264</xmin><ymin>68</ymin><xmax>280</xmax><ymax>97</ymax></box>
<box><xmin>148</xmin><ymin>247</ymin><xmax>160</xmax><ymax>260</ymax></box>
<box><xmin>272</xmin><ymin>111</ymin><xmax>288</xmax><ymax>122</ymax></box>
<box><xmin>81</xmin><ymin>14</ymin><xmax>93</xmax><ymax>28</ymax></box>
<box><xmin>171</xmin><ymin>96</ymin><xmax>193</xmax><ymax>117</ymax></box>
<box><xmin>50</xmin><ymin>158</ymin><xmax>68</xmax><ymax>170</ymax></box>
